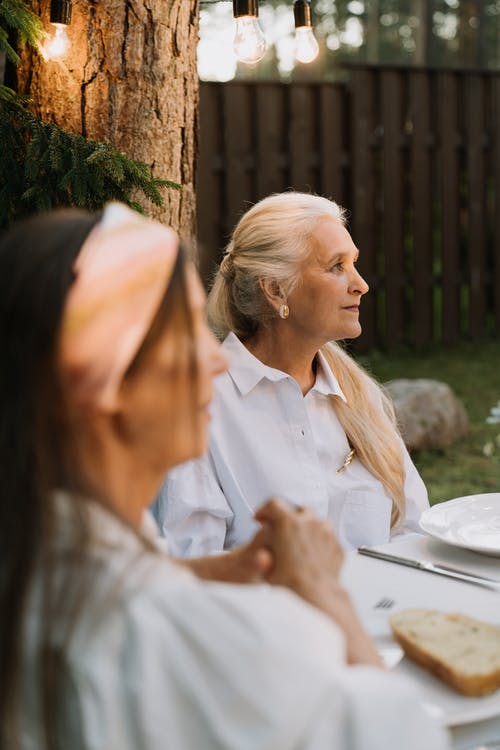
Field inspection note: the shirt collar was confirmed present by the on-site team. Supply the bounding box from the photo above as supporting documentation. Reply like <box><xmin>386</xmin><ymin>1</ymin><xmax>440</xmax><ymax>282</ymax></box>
<box><xmin>311</xmin><ymin>350</ymin><xmax>347</xmax><ymax>402</ymax></box>
<box><xmin>222</xmin><ymin>332</ymin><xmax>347</xmax><ymax>402</ymax></box>
<box><xmin>222</xmin><ymin>332</ymin><xmax>289</xmax><ymax>396</ymax></box>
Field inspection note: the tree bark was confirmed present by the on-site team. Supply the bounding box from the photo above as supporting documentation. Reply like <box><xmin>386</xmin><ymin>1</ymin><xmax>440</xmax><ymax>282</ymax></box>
<box><xmin>16</xmin><ymin>0</ymin><xmax>200</xmax><ymax>243</ymax></box>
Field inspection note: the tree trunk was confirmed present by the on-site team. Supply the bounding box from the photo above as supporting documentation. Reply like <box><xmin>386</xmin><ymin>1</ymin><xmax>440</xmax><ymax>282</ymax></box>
<box><xmin>16</xmin><ymin>0</ymin><xmax>200</xmax><ymax>243</ymax></box>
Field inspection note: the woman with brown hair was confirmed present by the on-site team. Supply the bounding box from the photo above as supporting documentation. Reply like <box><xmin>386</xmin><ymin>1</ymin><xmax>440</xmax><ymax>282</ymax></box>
<box><xmin>0</xmin><ymin>204</ymin><xmax>446</xmax><ymax>750</ymax></box>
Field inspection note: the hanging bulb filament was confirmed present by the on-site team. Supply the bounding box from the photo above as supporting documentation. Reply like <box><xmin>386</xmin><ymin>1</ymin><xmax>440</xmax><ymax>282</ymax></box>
<box><xmin>294</xmin><ymin>1</ymin><xmax>319</xmax><ymax>64</ymax></box>
<box><xmin>233</xmin><ymin>0</ymin><xmax>267</xmax><ymax>65</ymax></box>
<box><xmin>42</xmin><ymin>24</ymin><xmax>70</xmax><ymax>60</ymax></box>
<box><xmin>41</xmin><ymin>0</ymin><xmax>72</xmax><ymax>61</ymax></box>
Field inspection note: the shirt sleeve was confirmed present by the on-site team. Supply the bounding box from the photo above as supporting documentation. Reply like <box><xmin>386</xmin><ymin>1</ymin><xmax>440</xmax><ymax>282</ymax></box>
<box><xmin>151</xmin><ymin>453</ymin><xmax>234</xmax><ymax>557</ymax></box>
<box><xmin>71</xmin><ymin>566</ymin><xmax>449</xmax><ymax>750</ymax></box>
<box><xmin>296</xmin><ymin>665</ymin><xmax>449</xmax><ymax>750</ymax></box>
<box><xmin>391</xmin><ymin>437</ymin><xmax>430</xmax><ymax>539</ymax></box>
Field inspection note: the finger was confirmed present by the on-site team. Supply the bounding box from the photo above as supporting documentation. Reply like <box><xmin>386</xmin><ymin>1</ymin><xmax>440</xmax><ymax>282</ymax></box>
<box><xmin>252</xmin><ymin>547</ymin><xmax>274</xmax><ymax>576</ymax></box>
<box><xmin>294</xmin><ymin>504</ymin><xmax>314</xmax><ymax>518</ymax></box>
<box><xmin>234</xmin><ymin>545</ymin><xmax>274</xmax><ymax>583</ymax></box>
<box><xmin>254</xmin><ymin>497</ymin><xmax>293</xmax><ymax>525</ymax></box>
<box><xmin>247</xmin><ymin>525</ymin><xmax>272</xmax><ymax>549</ymax></box>
<box><xmin>319</xmin><ymin>520</ymin><xmax>343</xmax><ymax>547</ymax></box>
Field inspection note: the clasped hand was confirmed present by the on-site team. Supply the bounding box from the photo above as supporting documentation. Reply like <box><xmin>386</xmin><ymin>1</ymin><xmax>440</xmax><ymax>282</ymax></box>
<box><xmin>185</xmin><ymin>498</ymin><xmax>344</xmax><ymax>590</ymax></box>
<box><xmin>183</xmin><ymin>499</ymin><xmax>381</xmax><ymax>667</ymax></box>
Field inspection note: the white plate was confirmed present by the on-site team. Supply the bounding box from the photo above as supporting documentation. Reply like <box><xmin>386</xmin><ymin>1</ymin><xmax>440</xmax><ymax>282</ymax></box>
<box><xmin>419</xmin><ymin>493</ymin><xmax>500</xmax><ymax>557</ymax></box>
<box><xmin>394</xmin><ymin>655</ymin><xmax>500</xmax><ymax>727</ymax></box>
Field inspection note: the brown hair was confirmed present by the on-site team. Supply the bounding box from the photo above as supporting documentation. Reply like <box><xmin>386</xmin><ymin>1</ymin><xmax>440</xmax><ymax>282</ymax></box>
<box><xmin>0</xmin><ymin>209</ymin><xmax>195</xmax><ymax>749</ymax></box>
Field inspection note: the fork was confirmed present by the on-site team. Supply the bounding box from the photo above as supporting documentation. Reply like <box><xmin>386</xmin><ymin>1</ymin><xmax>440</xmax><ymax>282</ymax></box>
<box><xmin>373</xmin><ymin>596</ymin><xmax>395</xmax><ymax>610</ymax></box>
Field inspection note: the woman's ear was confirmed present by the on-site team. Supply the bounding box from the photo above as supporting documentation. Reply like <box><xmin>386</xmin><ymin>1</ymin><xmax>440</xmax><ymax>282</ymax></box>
<box><xmin>78</xmin><ymin>398</ymin><xmax>123</xmax><ymax>424</ymax></box>
<box><xmin>258</xmin><ymin>278</ymin><xmax>285</xmax><ymax>312</ymax></box>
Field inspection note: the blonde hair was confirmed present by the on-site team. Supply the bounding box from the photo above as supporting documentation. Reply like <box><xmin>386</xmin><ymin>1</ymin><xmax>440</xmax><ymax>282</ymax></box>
<box><xmin>207</xmin><ymin>192</ymin><xmax>406</xmax><ymax>527</ymax></box>
<box><xmin>321</xmin><ymin>343</ymin><xmax>406</xmax><ymax>527</ymax></box>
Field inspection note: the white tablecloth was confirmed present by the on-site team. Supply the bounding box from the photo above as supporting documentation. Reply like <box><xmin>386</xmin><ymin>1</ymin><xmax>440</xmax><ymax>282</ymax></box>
<box><xmin>341</xmin><ymin>535</ymin><xmax>500</xmax><ymax>750</ymax></box>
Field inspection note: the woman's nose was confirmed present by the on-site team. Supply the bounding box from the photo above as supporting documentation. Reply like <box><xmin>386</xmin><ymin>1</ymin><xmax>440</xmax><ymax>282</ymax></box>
<box><xmin>351</xmin><ymin>268</ymin><xmax>369</xmax><ymax>296</ymax></box>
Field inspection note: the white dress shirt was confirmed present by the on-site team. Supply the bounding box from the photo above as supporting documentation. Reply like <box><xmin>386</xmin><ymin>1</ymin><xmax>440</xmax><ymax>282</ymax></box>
<box><xmin>20</xmin><ymin>498</ymin><xmax>448</xmax><ymax>750</ymax></box>
<box><xmin>153</xmin><ymin>332</ymin><xmax>429</xmax><ymax>557</ymax></box>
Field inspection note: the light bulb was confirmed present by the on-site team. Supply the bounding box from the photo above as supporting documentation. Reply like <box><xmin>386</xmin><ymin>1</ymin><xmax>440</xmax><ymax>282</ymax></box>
<box><xmin>295</xmin><ymin>26</ymin><xmax>319</xmax><ymax>64</ymax></box>
<box><xmin>42</xmin><ymin>24</ymin><xmax>70</xmax><ymax>60</ymax></box>
<box><xmin>233</xmin><ymin>16</ymin><xmax>267</xmax><ymax>64</ymax></box>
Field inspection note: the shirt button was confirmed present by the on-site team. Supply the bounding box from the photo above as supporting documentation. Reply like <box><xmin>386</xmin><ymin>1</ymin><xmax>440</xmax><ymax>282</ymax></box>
<box><xmin>300</xmin><ymin>429</ymin><xmax>305</xmax><ymax>436</ymax></box>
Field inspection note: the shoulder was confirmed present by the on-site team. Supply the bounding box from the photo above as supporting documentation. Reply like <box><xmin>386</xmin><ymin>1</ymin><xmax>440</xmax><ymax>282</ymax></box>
<box><xmin>69</xmin><ymin>552</ymin><xmax>345</xmax><ymax>682</ymax></box>
<box><xmin>66</xmin><ymin>557</ymin><xmax>348</xmax><ymax>743</ymax></box>
<box><xmin>60</xmin><ymin>548</ymin><xmax>447</xmax><ymax>750</ymax></box>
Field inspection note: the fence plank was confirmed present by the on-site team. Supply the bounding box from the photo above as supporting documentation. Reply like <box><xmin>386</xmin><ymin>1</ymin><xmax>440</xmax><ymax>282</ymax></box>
<box><xmin>197</xmin><ymin>84</ymin><xmax>223</xmax><ymax>284</ymax></box>
<box><xmin>493</xmin><ymin>77</ymin><xmax>500</xmax><ymax>335</ymax></box>
<box><xmin>256</xmin><ymin>84</ymin><xmax>287</xmax><ymax>198</ymax></box>
<box><xmin>198</xmin><ymin>72</ymin><xmax>499</xmax><ymax>349</ymax></box>
<box><xmin>223</xmin><ymin>83</ymin><xmax>254</xmax><ymax>234</ymax></box>
<box><xmin>381</xmin><ymin>69</ymin><xmax>405</xmax><ymax>348</ymax></box>
<box><xmin>350</xmin><ymin>69</ymin><xmax>377</xmax><ymax>349</ymax></box>
<box><xmin>289</xmin><ymin>84</ymin><xmax>318</xmax><ymax>191</ymax></box>
<box><xmin>437</xmin><ymin>72</ymin><xmax>461</xmax><ymax>344</ymax></box>
<box><xmin>319</xmin><ymin>83</ymin><xmax>346</xmax><ymax>205</ymax></box>
<box><xmin>409</xmin><ymin>70</ymin><xmax>433</xmax><ymax>346</ymax></box>
<box><xmin>464</xmin><ymin>74</ymin><xmax>486</xmax><ymax>338</ymax></box>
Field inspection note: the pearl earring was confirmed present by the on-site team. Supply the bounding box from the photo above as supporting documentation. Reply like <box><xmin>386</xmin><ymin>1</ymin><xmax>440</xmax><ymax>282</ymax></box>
<box><xmin>279</xmin><ymin>303</ymin><xmax>289</xmax><ymax>320</ymax></box>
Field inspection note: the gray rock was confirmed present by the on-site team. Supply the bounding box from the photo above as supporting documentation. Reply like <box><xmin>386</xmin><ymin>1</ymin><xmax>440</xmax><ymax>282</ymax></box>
<box><xmin>383</xmin><ymin>378</ymin><xmax>469</xmax><ymax>452</ymax></box>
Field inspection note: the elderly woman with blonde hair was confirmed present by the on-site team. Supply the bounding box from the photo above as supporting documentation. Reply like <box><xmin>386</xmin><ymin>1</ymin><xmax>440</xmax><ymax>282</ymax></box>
<box><xmin>154</xmin><ymin>191</ymin><xmax>429</xmax><ymax>556</ymax></box>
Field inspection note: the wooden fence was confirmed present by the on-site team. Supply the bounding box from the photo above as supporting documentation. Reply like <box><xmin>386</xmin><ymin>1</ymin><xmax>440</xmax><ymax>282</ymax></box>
<box><xmin>197</xmin><ymin>66</ymin><xmax>500</xmax><ymax>350</ymax></box>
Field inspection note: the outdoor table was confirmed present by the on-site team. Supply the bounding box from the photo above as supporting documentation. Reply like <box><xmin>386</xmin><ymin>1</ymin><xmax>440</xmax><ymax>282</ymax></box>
<box><xmin>341</xmin><ymin>535</ymin><xmax>500</xmax><ymax>750</ymax></box>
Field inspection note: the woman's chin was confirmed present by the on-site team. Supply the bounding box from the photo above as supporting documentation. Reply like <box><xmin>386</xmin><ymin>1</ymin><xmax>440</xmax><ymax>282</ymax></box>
<box><xmin>334</xmin><ymin>323</ymin><xmax>362</xmax><ymax>341</ymax></box>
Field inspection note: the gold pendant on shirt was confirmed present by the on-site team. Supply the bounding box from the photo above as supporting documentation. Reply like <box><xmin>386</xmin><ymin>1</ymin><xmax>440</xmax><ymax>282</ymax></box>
<box><xmin>336</xmin><ymin>448</ymin><xmax>355</xmax><ymax>474</ymax></box>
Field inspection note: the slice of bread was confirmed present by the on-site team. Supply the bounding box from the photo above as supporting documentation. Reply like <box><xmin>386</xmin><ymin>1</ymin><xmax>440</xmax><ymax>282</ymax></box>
<box><xmin>390</xmin><ymin>608</ymin><xmax>500</xmax><ymax>697</ymax></box>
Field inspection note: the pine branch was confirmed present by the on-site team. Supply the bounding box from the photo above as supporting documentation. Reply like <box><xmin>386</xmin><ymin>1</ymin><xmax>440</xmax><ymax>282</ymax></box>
<box><xmin>0</xmin><ymin>0</ymin><xmax>43</xmax><ymax>62</ymax></box>
<box><xmin>0</xmin><ymin>3</ymin><xmax>183</xmax><ymax>229</ymax></box>
<box><xmin>0</xmin><ymin>95</ymin><xmax>181</xmax><ymax>229</ymax></box>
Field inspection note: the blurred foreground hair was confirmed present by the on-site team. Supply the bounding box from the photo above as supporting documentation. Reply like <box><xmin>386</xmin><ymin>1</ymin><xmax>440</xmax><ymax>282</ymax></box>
<box><xmin>0</xmin><ymin>209</ymin><xmax>193</xmax><ymax>749</ymax></box>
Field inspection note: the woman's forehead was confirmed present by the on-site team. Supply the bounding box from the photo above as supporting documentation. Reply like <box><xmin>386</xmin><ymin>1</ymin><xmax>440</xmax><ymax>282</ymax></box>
<box><xmin>309</xmin><ymin>219</ymin><xmax>358</xmax><ymax>263</ymax></box>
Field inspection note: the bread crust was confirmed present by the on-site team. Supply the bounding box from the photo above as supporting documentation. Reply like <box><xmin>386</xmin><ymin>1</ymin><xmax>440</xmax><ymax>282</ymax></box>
<box><xmin>390</xmin><ymin>609</ymin><xmax>500</xmax><ymax>697</ymax></box>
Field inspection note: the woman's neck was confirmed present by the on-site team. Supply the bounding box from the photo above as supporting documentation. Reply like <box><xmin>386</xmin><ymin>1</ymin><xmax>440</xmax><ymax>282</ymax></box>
<box><xmin>71</xmin><ymin>420</ymin><xmax>163</xmax><ymax>529</ymax></box>
<box><xmin>244</xmin><ymin>326</ymin><xmax>319</xmax><ymax>396</ymax></box>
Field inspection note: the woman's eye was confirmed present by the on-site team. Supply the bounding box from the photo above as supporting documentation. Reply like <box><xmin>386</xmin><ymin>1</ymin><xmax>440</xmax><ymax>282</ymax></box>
<box><xmin>330</xmin><ymin>262</ymin><xmax>343</xmax><ymax>272</ymax></box>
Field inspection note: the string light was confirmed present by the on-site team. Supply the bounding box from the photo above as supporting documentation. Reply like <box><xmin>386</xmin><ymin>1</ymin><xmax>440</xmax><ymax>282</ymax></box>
<box><xmin>232</xmin><ymin>0</ymin><xmax>267</xmax><ymax>65</ymax></box>
<box><xmin>41</xmin><ymin>0</ymin><xmax>72</xmax><ymax>61</ymax></box>
<box><xmin>293</xmin><ymin>0</ymin><xmax>319</xmax><ymax>63</ymax></box>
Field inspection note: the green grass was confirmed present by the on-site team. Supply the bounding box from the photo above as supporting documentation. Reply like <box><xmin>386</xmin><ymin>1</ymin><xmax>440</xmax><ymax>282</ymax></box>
<box><xmin>357</xmin><ymin>339</ymin><xmax>500</xmax><ymax>506</ymax></box>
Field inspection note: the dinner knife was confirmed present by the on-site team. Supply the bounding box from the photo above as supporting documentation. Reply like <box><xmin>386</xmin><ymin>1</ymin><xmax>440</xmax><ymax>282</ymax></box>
<box><xmin>358</xmin><ymin>547</ymin><xmax>500</xmax><ymax>591</ymax></box>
